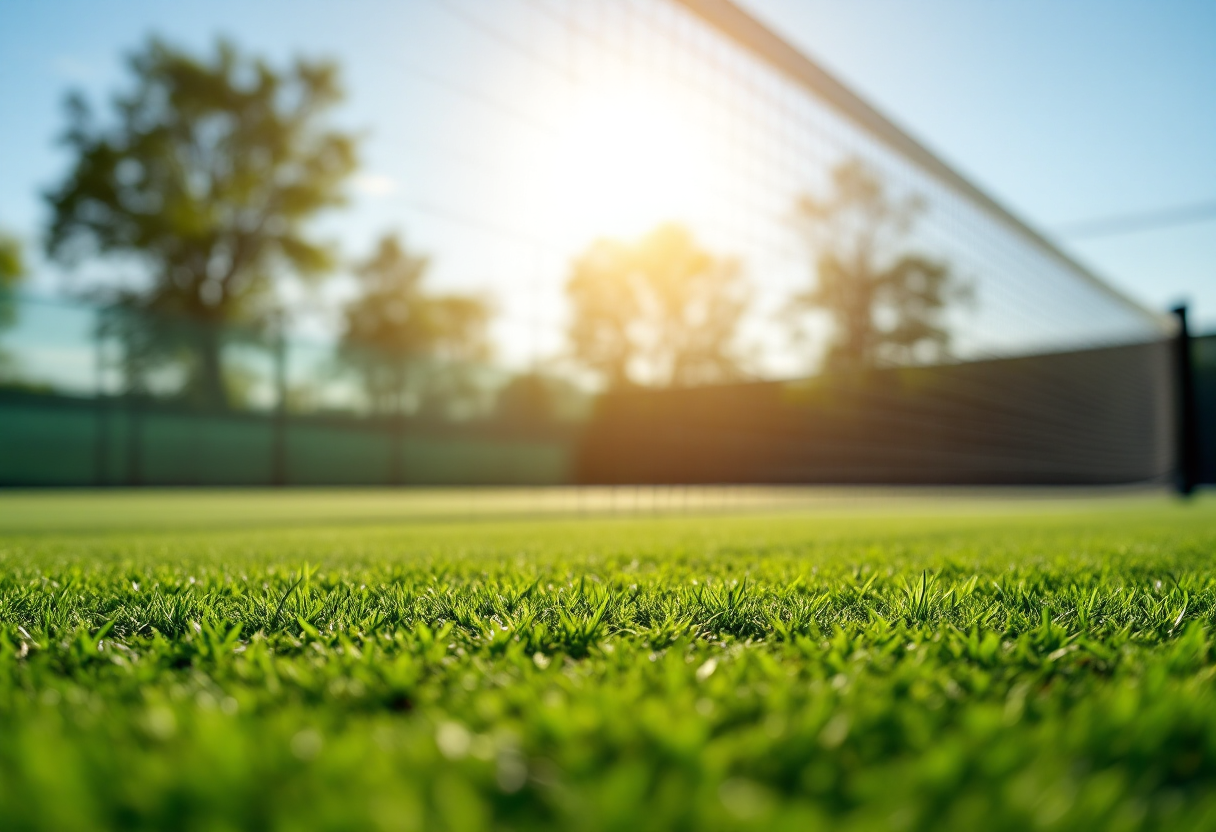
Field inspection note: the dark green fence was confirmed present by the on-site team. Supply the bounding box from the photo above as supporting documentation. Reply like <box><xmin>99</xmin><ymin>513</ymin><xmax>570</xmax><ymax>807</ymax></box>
<box><xmin>0</xmin><ymin>389</ymin><xmax>573</xmax><ymax>487</ymax></box>
<box><xmin>0</xmin><ymin>296</ymin><xmax>582</xmax><ymax>486</ymax></box>
<box><xmin>0</xmin><ymin>296</ymin><xmax>1209</xmax><ymax>488</ymax></box>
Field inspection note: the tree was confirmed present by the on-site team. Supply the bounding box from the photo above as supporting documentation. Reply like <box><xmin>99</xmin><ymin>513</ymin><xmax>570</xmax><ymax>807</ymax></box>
<box><xmin>566</xmin><ymin>223</ymin><xmax>749</xmax><ymax>388</ymax></box>
<box><xmin>0</xmin><ymin>228</ymin><xmax>25</xmax><ymax>382</ymax></box>
<box><xmin>45</xmin><ymin>36</ymin><xmax>358</xmax><ymax>407</ymax></box>
<box><xmin>494</xmin><ymin>372</ymin><xmax>587</xmax><ymax>431</ymax></box>
<box><xmin>789</xmin><ymin>159</ymin><xmax>970</xmax><ymax>371</ymax></box>
<box><xmin>0</xmin><ymin>228</ymin><xmax>23</xmax><ymax>330</ymax></box>
<box><xmin>341</xmin><ymin>233</ymin><xmax>492</xmax><ymax>415</ymax></box>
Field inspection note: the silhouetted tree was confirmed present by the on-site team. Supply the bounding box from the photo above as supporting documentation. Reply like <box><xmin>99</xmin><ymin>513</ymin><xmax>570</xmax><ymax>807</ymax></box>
<box><xmin>45</xmin><ymin>36</ymin><xmax>358</xmax><ymax>407</ymax></box>
<box><xmin>566</xmin><ymin>223</ymin><xmax>749</xmax><ymax>388</ymax></box>
<box><xmin>494</xmin><ymin>371</ymin><xmax>588</xmax><ymax>431</ymax></box>
<box><xmin>789</xmin><ymin>159</ymin><xmax>970</xmax><ymax>371</ymax></box>
<box><xmin>495</xmin><ymin>373</ymin><xmax>556</xmax><ymax>429</ymax></box>
<box><xmin>341</xmin><ymin>233</ymin><xmax>491</xmax><ymax>415</ymax></box>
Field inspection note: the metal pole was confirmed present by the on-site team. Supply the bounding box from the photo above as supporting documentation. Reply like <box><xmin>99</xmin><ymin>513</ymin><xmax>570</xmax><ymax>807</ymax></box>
<box><xmin>389</xmin><ymin>355</ymin><xmax>406</xmax><ymax>486</ymax></box>
<box><xmin>271</xmin><ymin>313</ymin><xmax>288</xmax><ymax>486</ymax></box>
<box><xmin>126</xmin><ymin>321</ymin><xmax>142</xmax><ymax>487</ymax></box>
<box><xmin>93</xmin><ymin>321</ymin><xmax>109</xmax><ymax>486</ymax></box>
<box><xmin>1173</xmin><ymin>304</ymin><xmax>1199</xmax><ymax>495</ymax></box>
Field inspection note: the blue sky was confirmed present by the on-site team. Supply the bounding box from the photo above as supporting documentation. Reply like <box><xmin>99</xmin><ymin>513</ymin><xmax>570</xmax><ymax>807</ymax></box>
<box><xmin>1</xmin><ymin>0</ymin><xmax>1213</xmax><ymax>339</ymax></box>
<box><xmin>745</xmin><ymin>0</ymin><xmax>1216</xmax><ymax>327</ymax></box>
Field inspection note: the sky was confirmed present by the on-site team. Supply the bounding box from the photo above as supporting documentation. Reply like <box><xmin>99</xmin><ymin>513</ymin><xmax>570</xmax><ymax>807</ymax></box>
<box><xmin>743</xmin><ymin>0</ymin><xmax>1216</xmax><ymax>327</ymax></box>
<box><xmin>1</xmin><ymin>0</ymin><xmax>1213</xmax><ymax>350</ymax></box>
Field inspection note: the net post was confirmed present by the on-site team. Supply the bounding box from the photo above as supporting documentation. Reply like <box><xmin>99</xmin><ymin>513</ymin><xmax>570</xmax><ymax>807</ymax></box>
<box><xmin>1173</xmin><ymin>304</ymin><xmax>1199</xmax><ymax>495</ymax></box>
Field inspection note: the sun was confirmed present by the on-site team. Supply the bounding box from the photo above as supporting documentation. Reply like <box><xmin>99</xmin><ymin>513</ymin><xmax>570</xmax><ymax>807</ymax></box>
<box><xmin>546</xmin><ymin>87</ymin><xmax>712</xmax><ymax>243</ymax></box>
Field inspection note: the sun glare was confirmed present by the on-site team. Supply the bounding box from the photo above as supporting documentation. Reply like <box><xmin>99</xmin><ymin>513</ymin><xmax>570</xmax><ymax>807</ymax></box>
<box><xmin>546</xmin><ymin>88</ymin><xmax>712</xmax><ymax>242</ymax></box>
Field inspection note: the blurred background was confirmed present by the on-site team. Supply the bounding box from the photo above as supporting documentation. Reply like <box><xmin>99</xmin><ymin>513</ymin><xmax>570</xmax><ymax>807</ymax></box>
<box><xmin>0</xmin><ymin>0</ymin><xmax>1212</xmax><ymax>488</ymax></box>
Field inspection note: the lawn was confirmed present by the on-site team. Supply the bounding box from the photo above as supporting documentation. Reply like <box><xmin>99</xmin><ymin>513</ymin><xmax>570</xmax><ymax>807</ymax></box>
<box><xmin>1</xmin><ymin>488</ymin><xmax>1215</xmax><ymax>831</ymax></box>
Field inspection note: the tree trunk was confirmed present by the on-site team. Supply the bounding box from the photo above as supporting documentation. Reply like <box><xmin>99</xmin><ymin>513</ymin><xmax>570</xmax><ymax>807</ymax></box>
<box><xmin>196</xmin><ymin>322</ymin><xmax>229</xmax><ymax>410</ymax></box>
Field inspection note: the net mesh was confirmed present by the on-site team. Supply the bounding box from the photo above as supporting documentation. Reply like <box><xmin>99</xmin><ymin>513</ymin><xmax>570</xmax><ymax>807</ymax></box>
<box><xmin>359</xmin><ymin>0</ymin><xmax>1169</xmax><ymax>374</ymax></box>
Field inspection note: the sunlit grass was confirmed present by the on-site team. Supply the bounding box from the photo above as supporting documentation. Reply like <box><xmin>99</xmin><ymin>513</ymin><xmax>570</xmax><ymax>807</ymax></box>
<box><xmin>1</xmin><ymin>490</ymin><xmax>1214</xmax><ymax>830</ymax></box>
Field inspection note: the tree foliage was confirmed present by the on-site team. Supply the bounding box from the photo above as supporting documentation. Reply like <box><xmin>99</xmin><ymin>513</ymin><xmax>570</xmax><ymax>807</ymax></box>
<box><xmin>341</xmin><ymin>233</ymin><xmax>492</xmax><ymax>414</ymax></box>
<box><xmin>791</xmin><ymin>159</ymin><xmax>970</xmax><ymax>371</ymax></box>
<box><xmin>494</xmin><ymin>372</ymin><xmax>586</xmax><ymax>431</ymax></box>
<box><xmin>44</xmin><ymin>36</ymin><xmax>358</xmax><ymax>405</ymax></box>
<box><xmin>566</xmin><ymin>223</ymin><xmax>749</xmax><ymax>388</ymax></box>
<box><xmin>0</xmin><ymin>228</ymin><xmax>23</xmax><ymax>330</ymax></box>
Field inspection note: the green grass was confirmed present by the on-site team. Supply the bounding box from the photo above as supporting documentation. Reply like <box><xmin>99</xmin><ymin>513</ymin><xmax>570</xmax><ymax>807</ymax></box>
<box><xmin>2</xmin><ymin>489</ymin><xmax>1216</xmax><ymax>831</ymax></box>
